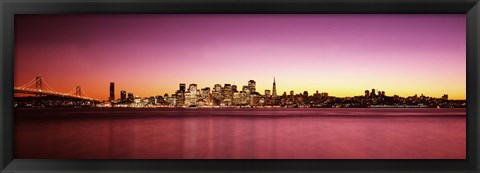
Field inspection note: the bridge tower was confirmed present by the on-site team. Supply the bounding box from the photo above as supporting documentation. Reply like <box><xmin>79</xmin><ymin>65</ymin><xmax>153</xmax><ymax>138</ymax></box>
<box><xmin>35</xmin><ymin>76</ymin><xmax>42</xmax><ymax>97</ymax></box>
<box><xmin>75</xmin><ymin>86</ymin><xmax>82</xmax><ymax>97</ymax></box>
<box><xmin>74</xmin><ymin>86</ymin><xmax>82</xmax><ymax>107</ymax></box>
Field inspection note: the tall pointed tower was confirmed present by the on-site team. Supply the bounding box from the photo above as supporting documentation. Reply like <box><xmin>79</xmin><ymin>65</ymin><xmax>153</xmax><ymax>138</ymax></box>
<box><xmin>272</xmin><ymin>77</ymin><xmax>277</xmax><ymax>97</ymax></box>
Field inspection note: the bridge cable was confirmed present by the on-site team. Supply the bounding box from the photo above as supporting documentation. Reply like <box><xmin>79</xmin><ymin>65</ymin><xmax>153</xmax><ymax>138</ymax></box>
<box><xmin>18</xmin><ymin>78</ymin><xmax>37</xmax><ymax>88</ymax></box>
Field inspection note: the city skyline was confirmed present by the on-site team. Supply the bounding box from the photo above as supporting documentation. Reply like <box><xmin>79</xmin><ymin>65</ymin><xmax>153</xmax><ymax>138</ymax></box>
<box><xmin>105</xmin><ymin>78</ymin><xmax>461</xmax><ymax>101</ymax></box>
<box><xmin>14</xmin><ymin>77</ymin><xmax>465</xmax><ymax>108</ymax></box>
<box><xmin>14</xmin><ymin>14</ymin><xmax>466</xmax><ymax>100</ymax></box>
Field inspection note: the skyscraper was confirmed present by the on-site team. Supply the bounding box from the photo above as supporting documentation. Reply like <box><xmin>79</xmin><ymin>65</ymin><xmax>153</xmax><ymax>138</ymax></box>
<box><xmin>248</xmin><ymin>80</ymin><xmax>256</xmax><ymax>93</ymax></box>
<box><xmin>120</xmin><ymin>90</ymin><xmax>126</xmax><ymax>102</ymax></box>
<box><xmin>272</xmin><ymin>77</ymin><xmax>277</xmax><ymax>97</ymax></box>
<box><xmin>109</xmin><ymin>82</ymin><xmax>115</xmax><ymax>101</ymax></box>
<box><xmin>128</xmin><ymin>92</ymin><xmax>134</xmax><ymax>103</ymax></box>
<box><xmin>189</xmin><ymin>84</ymin><xmax>197</xmax><ymax>93</ymax></box>
<box><xmin>179</xmin><ymin>83</ymin><xmax>186</xmax><ymax>93</ymax></box>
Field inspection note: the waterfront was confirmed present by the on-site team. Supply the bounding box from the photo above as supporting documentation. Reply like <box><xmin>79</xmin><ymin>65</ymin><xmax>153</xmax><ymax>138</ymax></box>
<box><xmin>15</xmin><ymin>108</ymin><xmax>466</xmax><ymax>159</ymax></box>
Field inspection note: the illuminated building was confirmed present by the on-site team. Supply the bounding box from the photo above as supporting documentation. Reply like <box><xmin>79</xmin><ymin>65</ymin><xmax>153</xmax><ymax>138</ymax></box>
<box><xmin>179</xmin><ymin>83</ymin><xmax>186</xmax><ymax>103</ymax></box>
<box><xmin>242</xmin><ymin>85</ymin><xmax>250</xmax><ymax>94</ymax></box>
<box><xmin>223</xmin><ymin>84</ymin><xmax>233</xmax><ymax>106</ymax></box>
<box><xmin>233</xmin><ymin>92</ymin><xmax>241</xmax><ymax>105</ymax></box>
<box><xmin>201</xmin><ymin>87</ymin><xmax>210</xmax><ymax>98</ymax></box>
<box><xmin>212</xmin><ymin>84</ymin><xmax>223</xmax><ymax>106</ymax></box>
<box><xmin>109</xmin><ymin>82</ymin><xmax>115</xmax><ymax>101</ymax></box>
<box><xmin>248</xmin><ymin>80</ymin><xmax>256</xmax><ymax>93</ymax></box>
<box><xmin>127</xmin><ymin>92</ymin><xmax>134</xmax><ymax>103</ymax></box>
<box><xmin>189</xmin><ymin>84</ymin><xmax>197</xmax><ymax>93</ymax></box>
<box><xmin>184</xmin><ymin>83</ymin><xmax>199</xmax><ymax>106</ymax></box>
<box><xmin>214</xmin><ymin>84</ymin><xmax>222</xmax><ymax>92</ymax></box>
<box><xmin>163</xmin><ymin>93</ymin><xmax>169</xmax><ymax>102</ymax></box>
<box><xmin>120</xmin><ymin>90</ymin><xmax>126</xmax><ymax>102</ymax></box>
<box><xmin>250</xmin><ymin>92</ymin><xmax>260</xmax><ymax>106</ymax></box>
<box><xmin>200</xmin><ymin>87</ymin><xmax>211</xmax><ymax>104</ymax></box>
<box><xmin>155</xmin><ymin>95</ymin><xmax>163</xmax><ymax>104</ymax></box>
<box><xmin>134</xmin><ymin>96</ymin><xmax>142</xmax><ymax>104</ymax></box>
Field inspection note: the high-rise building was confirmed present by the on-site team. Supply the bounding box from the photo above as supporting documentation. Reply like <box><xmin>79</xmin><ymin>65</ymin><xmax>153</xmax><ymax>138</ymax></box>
<box><xmin>232</xmin><ymin>85</ymin><xmax>238</xmax><ymax>92</ymax></box>
<box><xmin>109</xmin><ymin>82</ymin><xmax>115</xmax><ymax>101</ymax></box>
<box><xmin>128</xmin><ymin>92</ymin><xmax>134</xmax><ymax>103</ymax></box>
<box><xmin>179</xmin><ymin>83</ymin><xmax>186</xmax><ymax>104</ymax></box>
<box><xmin>189</xmin><ymin>84</ymin><xmax>197</xmax><ymax>93</ymax></box>
<box><xmin>248</xmin><ymin>80</ymin><xmax>256</xmax><ymax>93</ymax></box>
<box><xmin>223</xmin><ymin>84</ymin><xmax>233</xmax><ymax>105</ymax></box>
<box><xmin>214</xmin><ymin>84</ymin><xmax>222</xmax><ymax>93</ymax></box>
<box><xmin>272</xmin><ymin>77</ymin><xmax>277</xmax><ymax>97</ymax></box>
<box><xmin>180</xmin><ymin>83</ymin><xmax>186</xmax><ymax>92</ymax></box>
<box><xmin>371</xmin><ymin>89</ymin><xmax>376</xmax><ymax>96</ymax></box>
<box><xmin>120</xmin><ymin>90</ymin><xmax>126</xmax><ymax>102</ymax></box>
<box><xmin>201</xmin><ymin>87</ymin><xmax>211</xmax><ymax>99</ymax></box>
<box><xmin>365</xmin><ymin>90</ymin><xmax>370</xmax><ymax>97</ymax></box>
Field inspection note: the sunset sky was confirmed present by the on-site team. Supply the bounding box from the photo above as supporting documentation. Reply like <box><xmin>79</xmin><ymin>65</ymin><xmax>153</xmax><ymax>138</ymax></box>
<box><xmin>14</xmin><ymin>14</ymin><xmax>466</xmax><ymax>100</ymax></box>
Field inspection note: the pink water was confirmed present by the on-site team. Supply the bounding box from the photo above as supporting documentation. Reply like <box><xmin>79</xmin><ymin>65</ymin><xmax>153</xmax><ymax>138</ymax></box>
<box><xmin>14</xmin><ymin>108</ymin><xmax>466</xmax><ymax>159</ymax></box>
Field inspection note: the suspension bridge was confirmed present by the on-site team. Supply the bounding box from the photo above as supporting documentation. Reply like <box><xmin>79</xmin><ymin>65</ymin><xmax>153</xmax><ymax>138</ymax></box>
<box><xmin>14</xmin><ymin>76</ymin><xmax>101</xmax><ymax>102</ymax></box>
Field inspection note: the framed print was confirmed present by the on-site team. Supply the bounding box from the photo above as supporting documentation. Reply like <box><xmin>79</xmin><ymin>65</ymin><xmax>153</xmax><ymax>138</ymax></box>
<box><xmin>1</xmin><ymin>0</ymin><xmax>479</xmax><ymax>172</ymax></box>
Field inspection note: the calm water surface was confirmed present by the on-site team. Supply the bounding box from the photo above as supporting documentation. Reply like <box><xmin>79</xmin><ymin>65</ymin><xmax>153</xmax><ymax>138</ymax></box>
<box><xmin>14</xmin><ymin>108</ymin><xmax>466</xmax><ymax>159</ymax></box>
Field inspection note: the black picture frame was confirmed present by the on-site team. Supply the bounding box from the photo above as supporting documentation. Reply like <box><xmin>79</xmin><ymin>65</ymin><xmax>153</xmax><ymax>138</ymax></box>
<box><xmin>1</xmin><ymin>0</ymin><xmax>479</xmax><ymax>172</ymax></box>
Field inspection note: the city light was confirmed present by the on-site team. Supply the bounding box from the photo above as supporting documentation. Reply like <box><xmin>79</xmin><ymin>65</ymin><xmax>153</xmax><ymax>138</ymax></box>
<box><xmin>101</xmin><ymin>78</ymin><xmax>465</xmax><ymax>108</ymax></box>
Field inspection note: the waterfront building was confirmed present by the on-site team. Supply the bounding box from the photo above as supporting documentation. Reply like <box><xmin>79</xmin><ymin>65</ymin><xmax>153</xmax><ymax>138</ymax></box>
<box><xmin>223</xmin><ymin>84</ymin><xmax>233</xmax><ymax>106</ymax></box>
<box><xmin>214</xmin><ymin>84</ymin><xmax>222</xmax><ymax>93</ymax></box>
<box><xmin>179</xmin><ymin>83</ymin><xmax>186</xmax><ymax>104</ymax></box>
<box><xmin>242</xmin><ymin>85</ymin><xmax>250</xmax><ymax>95</ymax></box>
<box><xmin>109</xmin><ymin>82</ymin><xmax>115</xmax><ymax>102</ymax></box>
<box><xmin>120</xmin><ymin>90</ymin><xmax>126</xmax><ymax>102</ymax></box>
<box><xmin>248</xmin><ymin>80</ymin><xmax>256</xmax><ymax>93</ymax></box>
<box><xmin>183</xmin><ymin>84</ymin><xmax>199</xmax><ymax>106</ymax></box>
<box><xmin>233</xmin><ymin>92</ymin><xmax>242</xmax><ymax>105</ymax></box>
<box><xmin>179</xmin><ymin>83</ymin><xmax>186</xmax><ymax>92</ymax></box>
<box><xmin>127</xmin><ymin>92</ymin><xmax>134</xmax><ymax>103</ymax></box>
